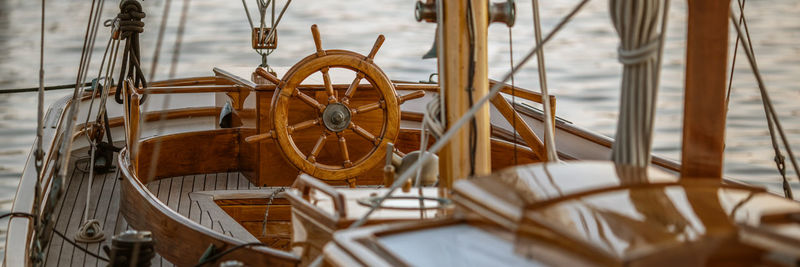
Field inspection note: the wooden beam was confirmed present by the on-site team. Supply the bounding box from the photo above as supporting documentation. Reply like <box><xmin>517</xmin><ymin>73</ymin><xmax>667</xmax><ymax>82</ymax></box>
<box><xmin>490</xmin><ymin>94</ymin><xmax>547</xmax><ymax>160</ymax></box>
<box><xmin>438</xmin><ymin>0</ymin><xmax>491</xmax><ymax>191</ymax></box>
<box><xmin>681</xmin><ymin>0</ymin><xmax>731</xmax><ymax>179</ymax></box>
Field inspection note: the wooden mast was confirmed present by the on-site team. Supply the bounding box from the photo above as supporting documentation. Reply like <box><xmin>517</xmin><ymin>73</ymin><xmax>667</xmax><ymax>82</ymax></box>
<box><xmin>681</xmin><ymin>0</ymin><xmax>731</xmax><ymax>179</ymax></box>
<box><xmin>438</xmin><ymin>0</ymin><xmax>491</xmax><ymax>191</ymax></box>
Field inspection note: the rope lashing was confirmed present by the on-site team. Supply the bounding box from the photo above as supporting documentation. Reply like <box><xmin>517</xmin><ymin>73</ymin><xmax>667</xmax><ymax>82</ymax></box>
<box><xmin>609</xmin><ymin>0</ymin><xmax>667</xmax><ymax>168</ymax></box>
<box><xmin>114</xmin><ymin>0</ymin><xmax>148</xmax><ymax>104</ymax></box>
<box><xmin>617</xmin><ymin>39</ymin><xmax>660</xmax><ymax>65</ymax></box>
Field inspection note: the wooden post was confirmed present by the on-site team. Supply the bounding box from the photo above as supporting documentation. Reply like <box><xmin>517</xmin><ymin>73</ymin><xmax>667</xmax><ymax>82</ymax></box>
<box><xmin>438</xmin><ymin>0</ymin><xmax>491</xmax><ymax>191</ymax></box>
<box><xmin>681</xmin><ymin>0</ymin><xmax>731</xmax><ymax>179</ymax></box>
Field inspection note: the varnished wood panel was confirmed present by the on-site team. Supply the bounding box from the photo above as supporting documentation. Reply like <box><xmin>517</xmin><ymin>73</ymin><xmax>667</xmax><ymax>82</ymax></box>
<box><xmin>136</xmin><ymin>128</ymin><xmax>249</xmax><ymax>183</ymax></box>
<box><xmin>119</xmin><ymin>151</ymin><xmax>300</xmax><ymax>267</ymax></box>
<box><xmin>681</xmin><ymin>0</ymin><xmax>731</xmax><ymax>179</ymax></box>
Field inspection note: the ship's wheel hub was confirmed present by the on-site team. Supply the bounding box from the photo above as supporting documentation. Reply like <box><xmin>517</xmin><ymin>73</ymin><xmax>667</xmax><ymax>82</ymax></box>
<box><xmin>322</xmin><ymin>102</ymin><xmax>351</xmax><ymax>132</ymax></box>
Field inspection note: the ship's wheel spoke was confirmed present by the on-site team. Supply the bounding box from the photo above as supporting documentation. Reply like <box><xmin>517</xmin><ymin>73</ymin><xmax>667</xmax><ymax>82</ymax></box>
<box><xmin>342</xmin><ymin>73</ymin><xmax>365</xmax><ymax>104</ymax></box>
<box><xmin>294</xmin><ymin>90</ymin><xmax>325</xmax><ymax>111</ymax></box>
<box><xmin>320</xmin><ymin>67</ymin><xmax>337</xmax><ymax>103</ymax></box>
<box><xmin>352</xmin><ymin>101</ymin><xmax>383</xmax><ymax>115</ymax></box>
<box><xmin>350</xmin><ymin>122</ymin><xmax>377</xmax><ymax>145</ymax></box>
<box><xmin>289</xmin><ymin>118</ymin><xmax>320</xmax><ymax>134</ymax></box>
<box><xmin>271</xmin><ymin>24</ymin><xmax>399</xmax><ymax>181</ymax></box>
<box><xmin>308</xmin><ymin>133</ymin><xmax>328</xmax><ymax>163</ymax></box>
<box><xmin>337</xmin><ymin>133</ymin><xmax>352</xmax><ymax>167</ymax></box>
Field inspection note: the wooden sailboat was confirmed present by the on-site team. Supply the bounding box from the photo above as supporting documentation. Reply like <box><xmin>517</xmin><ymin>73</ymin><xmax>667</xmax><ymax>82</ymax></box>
<box><xmin>4</xmin><ymin>0</ymin><xmax>799</xmax><ymax>266</ymax></box>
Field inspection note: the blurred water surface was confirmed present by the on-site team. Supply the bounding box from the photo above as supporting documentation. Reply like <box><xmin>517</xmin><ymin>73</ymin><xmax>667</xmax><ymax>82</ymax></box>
<box><xmin>1</xmin><ymin>0</ymin><xmax>799</xmax><ymax>257</ymax></box>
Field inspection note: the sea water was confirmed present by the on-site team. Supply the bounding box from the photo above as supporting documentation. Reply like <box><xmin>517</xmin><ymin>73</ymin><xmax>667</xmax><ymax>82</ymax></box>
<box><xmin>1</xmin><ymin>0</ymin><xmax>798</xmax><ymax>258</ymax></box>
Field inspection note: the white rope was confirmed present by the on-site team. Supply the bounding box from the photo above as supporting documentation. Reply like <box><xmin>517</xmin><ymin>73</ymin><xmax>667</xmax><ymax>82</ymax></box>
<box><xmin>308</xmin><ymin>3</ymin><xmax>593</xmax><ymax>266</ymax></box>
<box><xmin>609</xmin><ymin>0</ymin><xmax>667</xmax><ymax>168</ymax></box>
<box><xmin>75</xmin><ymin>4</ymin><xmax>121</xmax><ymax>242</ymax></box>
<box><xmin>413</xmin><ymin>99</ymin><xmax>443</xmax><ymax>218</ymax></box>
<box><xmin>531</xmin><ymin>0</ymin><xmax>557</xmax><ymax>161</ymax></box>
<box><xmin>345</xmin><ymin>0</ymin><xmax>592</xmax><ymax>231</ymax></box>
<box><xmin>64</xmin><ymin>0</ymin><xmax>106</xmax><ymax>222</ymax></box>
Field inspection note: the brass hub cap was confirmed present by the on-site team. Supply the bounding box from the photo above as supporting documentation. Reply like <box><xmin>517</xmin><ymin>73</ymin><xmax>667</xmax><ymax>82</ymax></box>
<box><xmin>322</xmin><ymin>103</ymin><xmax>351</xmax><ymax>132</ymax></box>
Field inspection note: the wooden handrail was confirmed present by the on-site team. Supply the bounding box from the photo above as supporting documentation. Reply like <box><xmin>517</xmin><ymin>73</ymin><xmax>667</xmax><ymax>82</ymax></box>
<box><xmin>148</xmin><ymin>76</ymin><xmax>217</xmax><ymax>87</ymax></box>
<box><xmin>135</xmin><ymin>85</ymin><xmax>242</xmax><ymax>94</ymax></box>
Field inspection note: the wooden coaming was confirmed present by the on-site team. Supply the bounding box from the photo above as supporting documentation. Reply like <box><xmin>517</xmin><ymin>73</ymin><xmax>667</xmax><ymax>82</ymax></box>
<box><xmin>135</xmin><ymin>128</ymin><xmax>254</xmax><ymax>183</ymax></box>
<box><xmin>118</xmin><ymin>150</ymin><xmax>300</xmax><ymax>267</ymax></box>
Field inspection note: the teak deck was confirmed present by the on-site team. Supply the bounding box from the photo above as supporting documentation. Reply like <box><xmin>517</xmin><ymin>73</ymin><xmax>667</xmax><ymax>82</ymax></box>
<box><xmin>42</xmin><ymin>152</ymin><xmax>258</xmax><ymax>267</ymax></box>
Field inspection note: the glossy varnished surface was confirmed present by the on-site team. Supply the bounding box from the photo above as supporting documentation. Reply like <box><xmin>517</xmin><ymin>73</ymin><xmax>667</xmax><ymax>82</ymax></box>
<box><xmin>119</xmin><ymin>151</ymin><xmax>299</xmax><ymax>267</ymax></box>
<box><xmin>324</xmin><ymin>161</ymin><xmax>800</xmax><ymax>266</ymax></box>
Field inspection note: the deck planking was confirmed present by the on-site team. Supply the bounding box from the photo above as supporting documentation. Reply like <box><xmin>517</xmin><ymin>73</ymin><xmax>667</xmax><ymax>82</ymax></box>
<box><xmin>42</xmin><ymin>152</ymin><xmax>257</xmax><ymax>266</ymax></box>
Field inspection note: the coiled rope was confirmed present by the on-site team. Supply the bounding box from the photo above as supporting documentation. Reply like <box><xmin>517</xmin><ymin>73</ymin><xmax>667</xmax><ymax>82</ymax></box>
<box><xmin>114</xmin><ymin>0</ymin><xmax>148</xmax><ymax>104</ymax></box>
<box><xmin>609</xmin><ymin>0</ymin><xmax>669</xmax><ymax>168</ymax></box>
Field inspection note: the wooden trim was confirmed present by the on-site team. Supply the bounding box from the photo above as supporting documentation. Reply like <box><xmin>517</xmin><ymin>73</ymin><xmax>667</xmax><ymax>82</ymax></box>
<box><xmin>681</xmin><ymin>0</ymin><xmax>731</xmax><ymax>179</ymax></box>
<box><xmin>523</xmin><ymin>180</ymin><xmax>763</xmax><ymax>211</ymax></box>
<box><xmin>400</xmin><ymin>111</ymin><xmax>424</xmax><ymax>122</ymax></box>
<box><xmin>149</xmin><ymin>76</ymin><xmax>218</xmax><ymax>87</ymax></box>
<box><xmin>491</xmin><ymin>79</ymin><xmax>557</xmax><ymax>126</ymax></box>
<box><xmin>136</xmin><ymin>128</ymin><xmax>250</xmax><ymax>183</ymax></box>
<box><xmin>136</xmin><ymin>85</ymin><xmax>243</xmax><ymax>94</ymax></box>
<box><xmin>118</xmin><ymin>149</ymin><xmax>300</xmax><ymax>267</ymax></box>
<box><xmin>490</xmin><ymin>94</ymin><xmax>547</xmax><ymax>160</ymax></box>
<box><xmin>215</xmin><ymin>67</ymin><xmax>259</xmax><ymax>90</ymax></box>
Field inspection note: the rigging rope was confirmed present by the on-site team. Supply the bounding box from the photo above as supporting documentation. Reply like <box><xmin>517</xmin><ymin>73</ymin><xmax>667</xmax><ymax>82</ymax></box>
<box><xmin>728</xmin><ymin>5</ymin><xmax>796</xmax><ymax>199</ymax></box>
<box><xmin>466</xmin><ymin>0</ymin><xmax>478</xmax><ymax>176</ymax></box>
<box><xmin>35</xmin><ymin>0</ymin><xmax>45</xmax><ymax>174</ymax></box>
<box><xmin>240</xmin><ymin>0</ymin><xmax>293</xmax><ymax>66</ymax></box>
<box><xmin>0</xmin><ymin>82</ymin><xmax>93</xmax><ymax>94</ymax></box>
<box><xmin>149</xmin><ymin>0</ymin><xmax>173</xmax><ymax>81</ymax></box>
<box><xmin>114</xmin><ymin>0</ymin><xmax>148</xmax><ymax>104</ymax></box>
<box><xmin>531</xmin><ymin>0</ymin><xmax>557</xmax><ymax>162</ymax></box>
<box><xmin>345</xmin><ymin>0</ymin><xmax>592</xmax><ymax>232</ymax></box>
<box><xmin>609</xmin><ymin>0</ymin><xmax>669</xmax><ymax>168</ymax></box>
<box><xmin>726</xmin><ymin>0</ymin><xmax>746</xmax><ymax>105</ymax></box>
<box><xmin>33</xmin><ymin>0</ymin><xmax>107</xmax><ymax>261</ymax></box>
<box><xmin>144</xmin><ymin>0</ymin><xmax>193</xmax><ymax>186</ymax></box>
<box><xmin>32</xmin><ymin>0</ymin><xmax>46</xmax><ymax>252</ymax></box>
<box><xmin>508</xmin><ymin>27</ymin><xmax>518</xmax><ymax>165</ymax></box>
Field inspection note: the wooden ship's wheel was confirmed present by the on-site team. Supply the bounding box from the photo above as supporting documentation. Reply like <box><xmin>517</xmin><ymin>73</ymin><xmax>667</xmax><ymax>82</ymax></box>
<box><xmin>253</xmin><ymin>25</ymin><xmax>406</xmax><ymax>182</ymax></box>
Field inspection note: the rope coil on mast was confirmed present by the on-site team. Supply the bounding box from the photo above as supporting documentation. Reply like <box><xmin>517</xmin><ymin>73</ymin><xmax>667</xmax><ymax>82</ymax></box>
<box><xmin>609</xmin><ymin>0</ymin><xmax>668</xmax><ymax>168</ymax></box>
<box><xmin>114</xmin><ymin>0</ymin><xmax>148</xmax><ymax>104</ymax></box>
